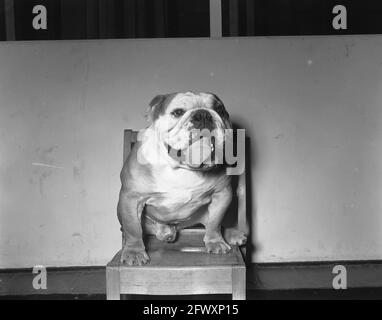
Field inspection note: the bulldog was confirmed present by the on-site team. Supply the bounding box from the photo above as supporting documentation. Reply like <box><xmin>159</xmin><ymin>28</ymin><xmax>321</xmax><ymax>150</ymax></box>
<box><xmin>117</xmin><ymin>91</ymin><xmax>246</xmax><ymax>265</ymax></box>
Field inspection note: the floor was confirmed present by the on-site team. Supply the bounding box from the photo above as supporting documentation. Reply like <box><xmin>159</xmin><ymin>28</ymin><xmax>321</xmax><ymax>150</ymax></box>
<box><xmin>2</xmin><ymin>288</ymin><xmax>382</xmax><ymax>300</ymax></box>
<box><xmin>2</xmin><ymin>261</ymin><xmax>382</xmax><ymax>299</ymax></box>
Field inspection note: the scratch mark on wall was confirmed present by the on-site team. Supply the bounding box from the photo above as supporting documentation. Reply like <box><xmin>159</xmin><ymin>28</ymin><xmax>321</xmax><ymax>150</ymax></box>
<box><xmin>274</xmin><ymin>133</ymin><xmax>284</xmax><ymax>140</ymax></box>
<box><xmin>73</xmin><ymin>158</ymin><xmax>85</xmax><ymax>181</ymax></box>
<box><xmin>38</xmin><ymin>170</ymin><xmax>52</xmax><ymax>197</ymax></box>
<box><xmin>32</xmin><ymin>162</ymin><xmax>64</xmax><ymax>169</ymax></box>
<box><xmin>30</xmin><ymin>146</ymin><xmax>61</xmax><ymax>197</ymax></box>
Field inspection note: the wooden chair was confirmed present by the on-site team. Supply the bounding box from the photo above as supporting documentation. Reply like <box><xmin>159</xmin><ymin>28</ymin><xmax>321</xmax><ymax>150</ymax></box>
<box><xmin>106</xmin><ymin>129</ymin><xmax>247</xmax><ymax>300</ymax></box>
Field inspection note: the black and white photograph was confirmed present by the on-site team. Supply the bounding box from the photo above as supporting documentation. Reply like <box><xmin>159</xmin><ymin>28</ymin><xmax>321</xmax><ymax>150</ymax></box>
<box><xmin>0</xmin><ymin>0</ymin><xmax>382</xmax><ymax>305</ymax></box>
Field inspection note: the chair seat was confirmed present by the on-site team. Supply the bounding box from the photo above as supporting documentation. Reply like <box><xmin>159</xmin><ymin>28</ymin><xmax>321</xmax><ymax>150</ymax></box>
<box><xmin>108</xmin><ymin>229</ymin><xmax>244</xmax><ymax>267</ymax></box>
<box><xmin>106</xmin><ymin>230</ymin><xmax>245</xmax><ymax>296</ymax></box>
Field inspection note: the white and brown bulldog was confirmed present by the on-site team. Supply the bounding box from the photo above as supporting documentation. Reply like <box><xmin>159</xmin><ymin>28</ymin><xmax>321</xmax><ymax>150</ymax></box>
<box><xmin>117</xmin><ymin>91</ymin><xmax>246</xmax><ymax>265</ymax></box>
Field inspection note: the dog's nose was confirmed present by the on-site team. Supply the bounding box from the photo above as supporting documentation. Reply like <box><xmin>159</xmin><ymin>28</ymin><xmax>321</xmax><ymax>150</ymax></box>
<box><xmin>191</xmin><ymin>110</ymin><xmax>213</xmax><ymax>129</ymax></box>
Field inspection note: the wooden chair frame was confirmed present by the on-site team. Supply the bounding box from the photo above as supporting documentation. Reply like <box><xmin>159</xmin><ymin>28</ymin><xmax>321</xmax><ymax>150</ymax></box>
<box><xmin>106</xmin><ymin>129</ymin><xmax>247</xmax><ymax>300</ymax></box>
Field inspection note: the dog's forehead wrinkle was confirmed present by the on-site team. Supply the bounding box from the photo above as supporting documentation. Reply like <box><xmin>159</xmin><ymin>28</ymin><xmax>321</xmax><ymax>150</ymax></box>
<box><xmin>167</xmin><ymin>92</ymin><xmax>215</xmax><ymax>110</ymax></box>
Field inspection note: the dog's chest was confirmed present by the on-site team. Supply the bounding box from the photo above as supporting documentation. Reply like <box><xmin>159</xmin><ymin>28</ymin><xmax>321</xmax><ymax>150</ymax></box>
<box><xmin>154</xmin><ymin>166</ymin><xmax>209</xmax><ymax>190</ymax></box>
<box><xmin>147</xmin><ymin>188</ymin><xmax>211</xmax><ymax>211</ymax></box>
<box><xmin>146</xmin><ymin>168</ymin><xmax>216</xmax><ymax>218</ymax></box>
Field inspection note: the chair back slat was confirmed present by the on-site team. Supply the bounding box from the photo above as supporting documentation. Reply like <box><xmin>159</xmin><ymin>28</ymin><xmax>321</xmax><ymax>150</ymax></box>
<box><xmin>123</xmin><ymin>129</ymin><xmax>247</xmax><ymax>234</ymax></box>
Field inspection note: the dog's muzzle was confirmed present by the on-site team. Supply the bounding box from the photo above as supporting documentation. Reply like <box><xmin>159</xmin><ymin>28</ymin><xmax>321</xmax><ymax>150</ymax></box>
<box><xmin>161</xmin><ymin>109</ymin><xmax>227</xmax><ymax>170</ymax></box>
<box><xmin>190</xmin><ymin>109</ymin><xmax>215</xmax><ymax>131</ymax></box>
<box><xmin>164</xmin><ymin>135</ymin><xmax>216</xmax><ymax>170</ymax></box>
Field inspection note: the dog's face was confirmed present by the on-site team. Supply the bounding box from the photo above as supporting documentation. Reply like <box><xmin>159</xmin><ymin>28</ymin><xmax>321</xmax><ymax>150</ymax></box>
<box><xmin>146</xmin><ymin>92</ymin><xmax>231</xmax><ymax>170</ymax></box>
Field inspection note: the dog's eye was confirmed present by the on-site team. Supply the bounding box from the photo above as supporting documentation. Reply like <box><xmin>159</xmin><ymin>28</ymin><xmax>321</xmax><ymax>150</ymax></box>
<box><xmin>171</xmin><ymin>109</ymin><xmax>185</xmax><ymax>118</ymax></box>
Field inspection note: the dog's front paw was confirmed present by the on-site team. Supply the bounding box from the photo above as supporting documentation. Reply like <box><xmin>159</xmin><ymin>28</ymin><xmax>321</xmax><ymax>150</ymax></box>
<box><xmin>120</xmin><ymin>247</ymin><xmax>150</xmax><ymax>266</ymax></box>
<box><xmin>205</xmin><ymin>240</ymin><xmax>231</xmax><ymax>254</ymax></box>
<box><xmin>224</xmin><ymin>228</ymin><xmax>247</xmax><ymax>246</ymax></box>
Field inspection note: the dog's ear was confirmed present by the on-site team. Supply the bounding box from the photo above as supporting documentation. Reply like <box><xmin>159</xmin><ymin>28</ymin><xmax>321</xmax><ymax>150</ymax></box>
<box><xmin>145</xmin><ymin>94</ymin><xmax>167</xmax><ymax>123</ymax></box>
<box><xmin>209</xmin><ymin>93</ymin><xmax>232</xmax><ymax>129</ymax></box>
<box><xmin>220</xmin><ymin>104</ymin><xmax>232</xmax><ymax>129</ymax></box>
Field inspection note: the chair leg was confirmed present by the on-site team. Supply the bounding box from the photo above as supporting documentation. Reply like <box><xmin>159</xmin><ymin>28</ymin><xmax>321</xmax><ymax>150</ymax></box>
<box><xmin>232</xmin><ymin>266</ymin><xmax>246</xmax><ymax>300</ymax></box>
<box><xmin>106</xmin><ymin>267</ymin><xmax>120</xmax><ymax>300</ymax></box>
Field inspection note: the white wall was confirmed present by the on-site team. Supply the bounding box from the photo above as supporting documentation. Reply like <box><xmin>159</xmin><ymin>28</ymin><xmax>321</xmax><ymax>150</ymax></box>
<box><xmin>1</xmin><ymin>36</ymin><xmax>382</xmax><ymax>268</ymax></box>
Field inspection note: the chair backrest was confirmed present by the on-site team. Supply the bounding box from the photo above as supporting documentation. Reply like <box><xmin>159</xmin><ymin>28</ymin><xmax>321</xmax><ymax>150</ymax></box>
<box><xmin>122</xmin><ymin>129</ymin><xmax>247</xmax><ymax>234</ymax></box>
